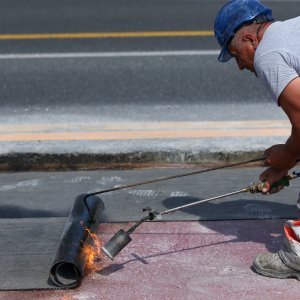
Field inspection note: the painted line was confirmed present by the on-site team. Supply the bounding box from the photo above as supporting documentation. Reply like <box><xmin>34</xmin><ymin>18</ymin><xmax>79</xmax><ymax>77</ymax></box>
<box><xmin>0</xmin><ymin>120</ymin><xmax>290</xmax><ymax>142</ymax></box>
<box><xmin>0</xmin><ymin>129</ymin><xmax>290</xmax><ymax>142</ymax></box>
<box><xmin>0</xmin><ymin>30</ymin><xmax>214</xmax><ymax>40</ymax></box>
<box><xmin>0</xmin><ymin>50</ymin><xmax>219</xmax><ymax>60</ymax></box>
<box><xmin>0</xmin><ymin>30</ymin><xmax>213</xmax><ymax>40</ymax></box>
<box><xmin>0</xmin><ymin>120</ymin><xmax>290</xmax><ymax>133</ymax></box>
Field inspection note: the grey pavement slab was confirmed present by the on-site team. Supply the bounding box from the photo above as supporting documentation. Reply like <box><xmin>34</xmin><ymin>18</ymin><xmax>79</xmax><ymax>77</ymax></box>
<box><xmin>0</xmin><ymin>217</ymin><xmax>67</xmax><ymax>290</ymax></box>
<box><xmin>0</xmin><ymin>167</ymin><xmax>299</xmax><ymax>222</ymax></box>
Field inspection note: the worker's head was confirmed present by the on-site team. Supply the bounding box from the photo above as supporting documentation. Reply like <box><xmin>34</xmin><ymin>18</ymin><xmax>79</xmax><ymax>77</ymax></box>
<box><xmin>214</xmin><ymin>0</ymin><xmax>273</xmax><ymax>72</ymax></box>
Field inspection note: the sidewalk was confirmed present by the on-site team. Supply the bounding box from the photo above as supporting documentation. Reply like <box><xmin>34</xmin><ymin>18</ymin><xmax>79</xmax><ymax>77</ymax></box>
<box><xmin>0</xmin><ymin>162</ymin><xmax>299</xmax><ymax>299</ymax></box>
<box><xmin>2</xmin><ymin>220</ymin><xmax>300</xmax><ymax>300</ymax></box>
<box><xmin>0</xmin><ymin>119</ymin><xmax>291</xmax><ymax>170</ymax></box>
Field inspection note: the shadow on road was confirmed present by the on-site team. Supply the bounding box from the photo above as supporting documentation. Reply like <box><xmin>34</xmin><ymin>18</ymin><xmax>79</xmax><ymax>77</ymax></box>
<box><xmin>160</xmin><ymin>196</ymin><xmax>299</xmax><ymax>252</ymax></box>
<box><xmin>98</xmin><ymin>196</ymin><xmax>300</xmax><ymax>276</ymax></box>
<box><xmin>0</xmin><ymin>205</ymin><xmax>67</xmax><ymax>218</ymax></box>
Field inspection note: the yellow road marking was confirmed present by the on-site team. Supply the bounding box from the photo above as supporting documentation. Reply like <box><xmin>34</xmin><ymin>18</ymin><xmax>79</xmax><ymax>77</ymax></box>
<box><xmin>0</xmin><ymin>120</ymin><xmax>290</xmax><ymax>133</ymax></box>
<box><xmin>0</xmin><ymin>120</ymin><xmax>290</xmax><ymax>141</ymax></box>
<box><xmin>0</xmin><ymin>129</ymin><xmax>290</xmax><ymax>141</ymax></box>
<box><xmin>0</xmin><ymin>30</ymin><xmax>214</xmax><ymax>40</ymax></box>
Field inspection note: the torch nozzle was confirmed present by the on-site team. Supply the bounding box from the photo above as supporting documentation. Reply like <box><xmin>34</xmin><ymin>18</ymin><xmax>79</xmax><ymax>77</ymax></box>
<box><xmin>101</xmin><ymin>210</ymin><xmax>156</xmax><ymax>260</ymax></box>
<box><xmin>101</xmin><ymin>229</ymin><xmax>132</xmax><ymax>260</ymax></box>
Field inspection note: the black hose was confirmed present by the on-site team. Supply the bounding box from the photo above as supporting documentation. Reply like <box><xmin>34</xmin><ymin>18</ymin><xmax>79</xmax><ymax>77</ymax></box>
<box><xmin>83</xmin><ymin>157</ymin><xmax>265</xmax><ymax>219</ymax></box>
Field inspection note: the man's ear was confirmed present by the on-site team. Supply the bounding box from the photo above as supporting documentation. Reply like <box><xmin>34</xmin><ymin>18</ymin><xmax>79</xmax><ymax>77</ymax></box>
<box><xmin>243</xmin><ymin>33</ymin><xmax>258</xmax><ymax>49</ymax></box>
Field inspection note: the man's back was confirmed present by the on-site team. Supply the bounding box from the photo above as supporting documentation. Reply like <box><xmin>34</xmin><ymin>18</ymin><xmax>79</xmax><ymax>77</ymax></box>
<box><xmin>254</xmin><ymin>16</ymin><xmax>300</xmax><ymax>102</ymax></box>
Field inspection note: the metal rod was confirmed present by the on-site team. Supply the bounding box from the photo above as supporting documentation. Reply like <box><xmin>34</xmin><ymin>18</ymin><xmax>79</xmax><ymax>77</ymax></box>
<box><xmin>126</xmin><ymin>215</ymin><xmax>151</xmax><ymax>235</ymax></box>
<box><xmin>159</xmin><ymin>188</ymin><xmax>248</xmax><ymax>216</ymax></box>
<box><xmin>83</xmin><ymin>157</ymin><xmax>265</xmax><ymax>219</ymax></box>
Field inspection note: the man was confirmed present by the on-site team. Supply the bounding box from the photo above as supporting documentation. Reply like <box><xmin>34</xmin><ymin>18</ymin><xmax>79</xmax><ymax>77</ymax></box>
<box><xmin>214</xmin><ymin>0</ymin><xmax>300</xmax><ymax>279</ymax></box>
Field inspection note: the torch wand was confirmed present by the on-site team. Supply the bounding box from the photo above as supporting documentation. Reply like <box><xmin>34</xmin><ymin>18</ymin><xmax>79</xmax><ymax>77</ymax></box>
<box><xmin>101</xmin><ymin>171</ymin><xmax>300</xmax><ymax>260</ymax></box>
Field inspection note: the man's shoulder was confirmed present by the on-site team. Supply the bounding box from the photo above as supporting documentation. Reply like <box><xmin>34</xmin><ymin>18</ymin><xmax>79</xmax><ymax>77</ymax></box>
<box><xmin>255</xmin><ymin>17</ymin><xmax>300</xmax><ymax>63</ymax></box>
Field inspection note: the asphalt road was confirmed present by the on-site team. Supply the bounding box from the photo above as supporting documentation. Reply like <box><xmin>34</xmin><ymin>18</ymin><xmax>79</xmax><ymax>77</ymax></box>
<box><xmin>0</xmin><ymin>0</ymin><xmax>297</xmax><ymax>53</ymax></box>
<box><xmin>0</xmin><ymin>0</ymin><xmax>298</xmax><ymax>167</ymax></box>
<box><xmin>0</xmin><ymin>0</ymin><xmax>298</xmax><ymax>121</ymax></box>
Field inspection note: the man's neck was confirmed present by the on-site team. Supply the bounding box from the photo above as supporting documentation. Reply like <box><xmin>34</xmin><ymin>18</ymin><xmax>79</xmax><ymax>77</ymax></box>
<box><xmin>257</xmin><ymin>21</ymin><xmax>273</xmax><ymax>42</ymax></box>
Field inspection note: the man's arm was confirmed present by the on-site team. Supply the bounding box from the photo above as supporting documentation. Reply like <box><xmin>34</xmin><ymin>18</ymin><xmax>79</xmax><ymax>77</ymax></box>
<box><xmin>259</xmin><ymin>77</ymin><xmax>300</xmax><ymax>193</ymax></box>
<box><xmin>280</xmin><ymin>77</ymin><xmax>300</xmax><ymax>161</ymax></box>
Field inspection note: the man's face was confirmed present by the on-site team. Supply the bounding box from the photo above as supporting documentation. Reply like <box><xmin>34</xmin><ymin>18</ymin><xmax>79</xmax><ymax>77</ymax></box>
<box><xmin>228</xmin><ymin>35</ymin><xmax>257</xmax><ymax>74</ymax></box>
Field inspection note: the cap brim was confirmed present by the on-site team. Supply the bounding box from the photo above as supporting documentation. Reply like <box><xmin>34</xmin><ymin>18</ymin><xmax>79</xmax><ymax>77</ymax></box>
<box><xmin>218</xmin><ymin>47</ymin><xmax>233</xmax><ymax>62</ymax></box>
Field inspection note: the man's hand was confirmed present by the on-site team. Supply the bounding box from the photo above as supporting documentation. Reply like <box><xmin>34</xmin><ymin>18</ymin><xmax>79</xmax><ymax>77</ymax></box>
<box><xmin>262</xmin><ymin>143</ymin><xmax>295</xmax><ymax>194</ymax></box>
<box><xmin>259</xmin><ymin>167</ymin><xmax>289</xmax><ymax>194</ymax></box>
<box><xmin>264</xmin><ymin>144</ymin><xmax>298</xmax><ymax>170</ymax></box>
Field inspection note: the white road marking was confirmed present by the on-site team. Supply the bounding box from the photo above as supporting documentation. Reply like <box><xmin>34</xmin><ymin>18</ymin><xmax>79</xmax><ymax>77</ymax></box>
<box><xmin>63</xmin><ymin>176</ymin><xmax>91</xmax><ymax>183</ymax></box>
<box><xmin>170</xmin><ymin>191</ymin><xmax>189</xmax><ymax>197</ymax></box>
<box><xmin>0</xmin><ymin>50</ymin><xmax>219</xmax><ymax>60</ymax></box>
<box><xmin>128</xmin><ymin>189</ymin><xmax>160</xmax><ymax>197</ymax></box>
<box><xmin>96</xmin><ymin>176</ymin><xmax>124</xmax><ymax>185</ymax></box>
<box><xmin>244</xmin><ymin>204</ymin><xmax>272</xmax><ymax>214</ymax></box>
<box><xmin>0</xmin><ymin>179</ymin><xmax>42</xmax><ymax>191</ymax></box>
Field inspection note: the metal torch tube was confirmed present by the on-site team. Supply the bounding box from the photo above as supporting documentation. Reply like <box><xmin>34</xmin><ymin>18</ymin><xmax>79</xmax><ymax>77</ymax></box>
<box><xmin>159</xmin><ymin>188</ymin><xmax>248</xmax><ymax>216</ymax></box>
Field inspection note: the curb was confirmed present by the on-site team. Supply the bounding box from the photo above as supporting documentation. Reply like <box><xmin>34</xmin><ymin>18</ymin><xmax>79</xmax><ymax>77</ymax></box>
<box><xmin>0</xmin><ymin>150</ymin><xmax>265</xmax><ymax>171</ymax></box>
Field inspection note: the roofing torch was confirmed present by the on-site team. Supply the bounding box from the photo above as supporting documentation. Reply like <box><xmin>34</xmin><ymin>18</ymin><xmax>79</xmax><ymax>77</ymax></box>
<box><xmin>101</xmin><ymin>171</ymin><xmax>300</xmax><ymax>260</ymax></box>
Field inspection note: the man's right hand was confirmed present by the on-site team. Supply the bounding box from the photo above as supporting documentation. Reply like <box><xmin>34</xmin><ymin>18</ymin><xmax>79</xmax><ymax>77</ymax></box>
<box><xmin>259</xmin><ymin>167</ymin><xmax>289</xmax><ymax>194</ymax></box>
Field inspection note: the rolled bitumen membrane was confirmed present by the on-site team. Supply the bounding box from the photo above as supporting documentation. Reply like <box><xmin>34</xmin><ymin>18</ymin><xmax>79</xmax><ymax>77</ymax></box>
<box><xmin>49</xmin><ymin>194</ymin><xmax>104</xmax><ymax>289</ymax></box>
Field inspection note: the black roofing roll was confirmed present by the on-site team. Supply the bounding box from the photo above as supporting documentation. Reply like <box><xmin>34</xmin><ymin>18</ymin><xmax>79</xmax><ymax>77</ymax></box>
<box><xmin>49</xmin><ymin>194</ymin><xmax>104</xmax><ymax>289</ymax></box>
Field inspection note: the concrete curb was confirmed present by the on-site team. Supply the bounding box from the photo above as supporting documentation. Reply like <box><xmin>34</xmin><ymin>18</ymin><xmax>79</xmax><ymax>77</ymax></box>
<box><xmin>0</xmin><ymin>150</ymin><xmax>265</xmax><ymax>171</ymax></box>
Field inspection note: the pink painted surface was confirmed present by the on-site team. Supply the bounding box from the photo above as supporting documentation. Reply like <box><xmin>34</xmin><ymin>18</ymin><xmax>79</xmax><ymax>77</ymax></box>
<box><xmin>1</xmin><ymin>219</ymin><xmax>300</xmax><ymax>300</ymax></box>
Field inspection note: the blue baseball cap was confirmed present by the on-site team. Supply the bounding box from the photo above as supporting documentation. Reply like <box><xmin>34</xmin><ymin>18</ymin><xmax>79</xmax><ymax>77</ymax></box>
<box><xmin>214</xmin><ymin>0</ymin><xmax>274</xmax><ymax>62</ymax></box>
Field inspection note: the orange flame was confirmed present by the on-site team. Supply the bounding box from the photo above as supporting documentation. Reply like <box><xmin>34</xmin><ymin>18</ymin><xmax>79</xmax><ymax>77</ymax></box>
<box><xmin>82</xmin><ymin>228</ymin><xmax>103</xmax><ymax>273</ymax></box>
<box><xmin>60</xmin><ymin>296</ymin><xmax>73</xmax><ymax>300</ymax></box>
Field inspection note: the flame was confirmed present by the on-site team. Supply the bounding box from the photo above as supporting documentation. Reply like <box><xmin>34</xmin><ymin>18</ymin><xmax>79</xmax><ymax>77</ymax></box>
<box><xmin>60</xmin><ymin>296</ymin><xmax>73</xmax><ymax>300</ymax></box>
<box><xmin>82</xmin><ymin>228</ymin><xmax>103</xmax><ymax>272</ymax></box>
